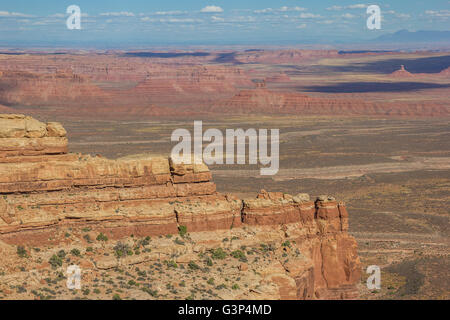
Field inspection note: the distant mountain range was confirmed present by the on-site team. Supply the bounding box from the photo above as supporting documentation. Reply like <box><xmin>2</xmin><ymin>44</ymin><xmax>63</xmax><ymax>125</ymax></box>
<box><xmin>375</xmin><ymin>30</ymin><xmax>450</xmax><ymax>43</ymax></box>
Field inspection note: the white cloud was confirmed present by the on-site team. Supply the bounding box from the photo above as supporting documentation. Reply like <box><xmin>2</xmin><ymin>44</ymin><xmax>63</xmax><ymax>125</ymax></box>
<box><xmin>425</xmin><ymin>10</ymin><xmax>450</xmax><ymax>17</ymax></box>
<box><xmin>141</xmin><ymin>17</ymin><xmax>203</xmax><ymax>23</ymax></box>
<box><xmin>100</xmin><ymin>12</ymin><xmax>135</xmax><ymax>17</ymax></box>
<box><xmin>327</xmin><ymin>4</ymin><xmax>367</xmax><ymax>11</ymax></box>
<box><xmin>326</xmin><ymin>6</ymin><xmax>343</xmax><ymax>11</ymax></box>
<box><xmin>255</xmin><ymin>6</ymin><xmax>307</xmax><ymax>14</ymax></box>
<box><xmin>299</xmin><ymin>13</ymin><xmax>322</xmax><ymax>19</ymax></box>
<box><xmin>0</xmin><ymin>11</ymin><xmax>33</xmax><ymax>17</ymax></box>
<box><xmin>165</xmin><ymin>18</ymin><xmax>202</xmax><ymax>23</ymax></box>
<box><xmin>200</xmin><ymin>6</ymin><xmax>224</xmax><ymax>13</ymax></box>
<box><xmin>318</xmin><ymin>20</ymin><xmax>336</xmax><ymax>24</ymax></box>
<box><xmin>155</xmin><ymin>11</ymin><xmax>187</xmax><ymax>15</ymax></box>
<box><xmin>296</xmin><ymin>23</ymin><xmax>307</xmax><ymax>29</ymax></box>
<box><xmin>348</xmin><ymin>4</ymin><xmax>367</xmax><ymax>9</ymax></box>
<box><xmin>342</xmin><ymin>13</ymin><xmax>356</xmax><ymax>18</ymax></box>
<box><xmin>396</xmin><ymin>13</ymin><xmax>411</xmax><ymax>19</ymax></box>
<box><xmin>49</xmin><ymin>13</ymin><xmax>65</xmax><ymax>18</ymax></box>
<box><xmin>279</xmin><ymin>6</ymin><xmax>307</xmax><ymax>12</ymax></box>
<box><xmin>254</xmin><ymin>8</ymin><xmax>273</xmax><ymax>14</ymax></box>
<box><xmin>141</xmin><ymin>17</ymin><xmax>156</xmax><ymax>22</ymax></box>
<box><xmin>211</xmin><ymin>16</ymin><xmax>225</xmax><ymax>22</ymax></box>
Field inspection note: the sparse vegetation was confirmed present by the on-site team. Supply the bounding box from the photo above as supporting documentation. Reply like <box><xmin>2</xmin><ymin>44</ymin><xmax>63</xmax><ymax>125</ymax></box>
<box><xmin>178</xmin><ymin>225</ymin><xmax>187</xmax><ymax>237</ymax></box>
<box><xmin>49</xmin><ymin>254</ymin><xmax>63</xmax><ymax>269</ymax></box>
<box><xmin>96</xmin><ymin>233</ymin><xmax>108</xmax><ymax>242</ymax></box>
<box><xmin>211</xmin><ymin>248</ymin><xmax>227</xmax><ymax>260</ymax></box>
<box><xmin>17</xmin><ymin>246</ymin><xmax>27</xmax><ymax>258</ymax></box>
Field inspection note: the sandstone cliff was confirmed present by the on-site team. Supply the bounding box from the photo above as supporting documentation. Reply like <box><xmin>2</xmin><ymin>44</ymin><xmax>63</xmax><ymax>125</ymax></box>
<box><xmin>0</xmin><ymin>114</ymin><xmax>361</xmax><ymax>299</ymax></box>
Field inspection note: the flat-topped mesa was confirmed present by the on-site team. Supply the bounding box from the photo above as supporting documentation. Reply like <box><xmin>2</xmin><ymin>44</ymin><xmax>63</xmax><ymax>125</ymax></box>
<box><xmin>0</xmin><ymin>115</ymin><xmax>360</xmax><ymax>299</ymax></box>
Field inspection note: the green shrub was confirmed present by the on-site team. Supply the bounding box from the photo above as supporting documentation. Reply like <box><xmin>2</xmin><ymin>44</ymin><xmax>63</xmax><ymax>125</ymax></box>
<box><xmin>96</xmin><ymin>233</ymin><xmax>108</xmax><ymax>242</ymax></box>
<box><xmin>166</xmin><ymin>260</ymin><xmax>178</xmax><ymax>268</ymax></box>
<box><xmin>230</xmin><ymin>250</ymin><xmax>247</xmax><ymax>262</ymax></box>
<box><xmin>57</xmin><ymin>250</ymin><xmax>66</xmax><ymax>259</ymax></box>
<box><xmin>70</xmin><ymin>248</ymin><xmax>81</xmax><ymax>257</ymax></box>
<box><xmin>112</xmin><ymin>294</ymin><xmax>121</xmax><ymax>300</ymax></box>
<box><xmin>232</xmin><ymin>284</ymin><xmax>240</xmax><ymax>290</ymax></box>
<box><xmin>211</xmin><ymin>248</ymin><xmax>227</xmax><ymax>260</ymax></box>
<box><xmin>188</xmin><ymin>261</ymin><xmax>200</xmax><ymax>270</ymax></box>
<box><xmin>17</xmin><ymin>246</ymin><xmax>27</xmax><ymax>258</ymax></box>
<box><xmin>178</xmin><ymin>225</ymin><xmax>187</xmax><ymax>237</ymax></box>
<box><xmin>282</xmin><ymin>240</ymin><xmax>291</xmax><ymax>248</ymax></box>
<box><xmin>49</xmin><ymin>254</ymin><xmax>63</xmax><ymax>269</ymax></box>
<box><xmin>113</xmin><ymin>242</ymin><xmax>130</xmax><ymax>258</ymax></box>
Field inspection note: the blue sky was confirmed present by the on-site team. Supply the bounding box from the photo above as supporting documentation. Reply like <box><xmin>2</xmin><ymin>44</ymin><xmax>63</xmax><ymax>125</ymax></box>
<box><xmin>0</xmin><ymin>1</ymin><xmax>449</xmax><ymax>47</ymax></box>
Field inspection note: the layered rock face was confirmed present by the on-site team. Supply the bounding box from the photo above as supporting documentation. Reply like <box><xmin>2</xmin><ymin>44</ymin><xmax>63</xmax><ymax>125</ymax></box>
<box><xmin>0</xmin><ymin>60</ymin><xmax>253</xmax><ymax>108</ymax></box>
<box><xmin>211</xmin><ymin>88</ymin><xmax>450</xmax><ymax>117</ymax></box>
<box><xmin>0</xmin><ymin>115</ymin><xmax>361</xmax><ymax>299</ymax></box>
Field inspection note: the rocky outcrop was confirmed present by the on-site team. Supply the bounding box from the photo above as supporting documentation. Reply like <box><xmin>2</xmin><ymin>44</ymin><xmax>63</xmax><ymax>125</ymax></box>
<box><xmin>0</xmin><ymin>115</ymin><xmax>361</xmax><ymax>299</ymax></box>
<box><xmin>0</xmin><ymin>114</ymin><xmax>67</xmax><ymax>157</ymax></box>
<box><xmin>390</xmin><ymin>65</ymin><xmax>415</xmax><ymax>78</ymax></box>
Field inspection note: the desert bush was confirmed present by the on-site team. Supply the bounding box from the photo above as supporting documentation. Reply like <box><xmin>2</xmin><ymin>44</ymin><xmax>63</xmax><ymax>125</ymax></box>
<box><xmin>211</xmin><ymin>248</ymin><xmax>227</xmax><ymax>260</ymax></box>
<box><xmin>49</xmin><ymin>254</ymin><xmax>63</xmax><ymax>269</ymax></box>
<box><xmin>96</xmin><ymin>233</ymin><xmax>108</xmax><ymax>242</ymax></box>
<box><xmin>17</xmin><ymin>246</ymin><xmax>27</xmax><ymax>258</ymax></box>
<box><xmin>178</xmin><ymin>225</ymin><xmax>187</xmax><ymax>237</ymax></box>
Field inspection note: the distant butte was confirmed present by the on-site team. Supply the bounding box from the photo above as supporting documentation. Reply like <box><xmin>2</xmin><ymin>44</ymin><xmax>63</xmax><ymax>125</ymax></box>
<box><xmin>390</xmin><ymin>65</ymin><xmax>415</xmax><ymax>78</ymax></box>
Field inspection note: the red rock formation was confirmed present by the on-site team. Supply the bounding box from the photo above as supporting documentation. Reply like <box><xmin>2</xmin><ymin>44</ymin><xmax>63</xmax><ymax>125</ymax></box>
<box><xmin>0</xmin><ymin>115</ymin><xmax>361</xmax><ymax>299</ymax></box>
<box><xmin>210</xmin><ymin>88</ymin><xmax>450</xmax><ymax>117</ymax></box>
<box><xmin>0</xmin><ymin>70</ymin><xmax>113</xmax><ymax>107</ymax></box>
<box><xmin>0</xmin><ymin>63</ymin><xmax>254</xmax><ymax>108</ymax></box>
<box><xmin>390</xmin><ymin>65</ymin><xmax>415</xmax><ymax>78</ymax></box>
